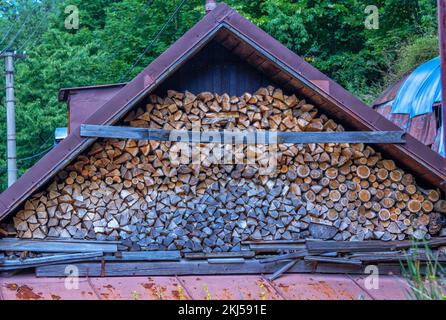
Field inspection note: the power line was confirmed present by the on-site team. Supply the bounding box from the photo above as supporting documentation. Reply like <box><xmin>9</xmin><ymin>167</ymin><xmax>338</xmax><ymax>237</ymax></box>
<box><xmin>0</xmin><ymin>3</ymin><xmax>18</xmax><ymax>46</ymax></box>
<box><xmin>0</xmin><ymin>23</ymin><xmax>15</xmax><ymax>47</ymax></box>
<box><xmin>17</xmin><ymin>145</ymin><xmax>53</xmax><ymax>162</ymax></box>
<box><xmin>119</xmin><ymin>0</ymin><xmax>188</xmax><ymax>82</ymax></box>
<box><xmin>0</xmin><ymin>5</ymin><xmax>35</xmax><ymax>55</ymax></box>
<box><xmin>15</xmin><ymin>1</ymin><xmax>56</xmax><ymax>53</ymax></box>
<box><xmin>93</xmin><ymin>0</ymin><xmax>155</xmax><ymax>84</ymax></box>
<box><xmin>8</xmin><ymin>132</ymin><xmax>54</xmax><ymax>166</ymax></box>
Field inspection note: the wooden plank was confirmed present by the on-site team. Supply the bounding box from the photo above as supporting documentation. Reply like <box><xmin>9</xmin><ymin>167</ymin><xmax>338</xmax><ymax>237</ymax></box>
<box><xmin>249</xmin><ymin>243</ymin><xmax>306</xmax><ymax>253</ymax></box>
<box><xmin>350</xmin><ymin>252</ymin><xmax>446</xmax><ymax>263</ymax></box>
<box><xmin>304</xmin><ymin>256</ymin><xmax>363</xmax><ymax>266</ymax></box>
<box><xmin>259</xmin><ymin>250</ymin><xmax>308</xmax><ymax>264</ymax></box>
<box><xmin>390</xmin><ymin>238</ymin><xmax>446</xmax><ymax>250</ymax></box>
<box><xmin>207</xmin><ymin>258</ymin><xmax>245</xmax><ymax>264</ymax></box>
<box><xmin>242</xmin><ymin>240</ymin><xmax>306</xmax><ymax>245</ymax></box>
<box><xmin>306</xmin><ymin>238</ymin><xmax>446</xmax><ymax>254</ymax></box>
<box><xmin>0</xmin><ymin>252</ymin><xmax>103</xmax><ymax>271</ymax></box>
<box><xmin>0</xmin><ymin>251</ymin><xmax>180</xmax><ymax>271</ymax></box>
<box><xmin>36</xmin><ymin>260</ymin><xmax>296</xmax><ymax>277</ymax></box>
<box><xmin>106</xmin><ymin>251</ymin><xmax>181</xmax><ymax>261</ymax></box>
<box><xmin>80</xmin><ymin>124</ymin><xmax>406</xmax><ymax>144</ymax></box>
<box><xmin>1</xmin><ymin>237</ymin><xmax>121</xmax><ymax>245</ymax></box>
<box><xmin>35</xmin><ymin>260</ymin><xmax>405</xmax><ymax>277</ymax></box>
<box><xmin>268</xmin><ymin>260</ymin><xmax>298</xmax><ymax>281</ymax></box>
<box><xmin>0</xmin><ymin>239</ymin><xmax>117</xmax><ymax>253</ymax></box>
<box><xmin>276</xmin><ymin>131</ymin><xmax>405</xmax><ymax>143</ymax></box>
<box><xmin>184</xmin><ymin>251</ymin><xmax>255</xmax><ymax>260</ymax></box>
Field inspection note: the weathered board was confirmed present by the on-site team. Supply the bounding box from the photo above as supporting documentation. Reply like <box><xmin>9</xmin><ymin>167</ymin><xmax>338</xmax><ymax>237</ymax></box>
<box><xmin>184</xmin><ymin>251</ymin><xmax>255</xmax><ymax>260</ymax></box>
<box><xmin>35</xmin><ymin>260</ymin><xmax>403</xmax><ymax>277</ymax></box>
<box><xmin>0</xmin><ymin>252</ymin><xmax>103</xmax><ymax>271</ymax></box>
<box><xmin>268</xmin><ymin>260</ymin><xmax>298</xmax><ymax>281</ymax></box>
<box><xmin>304</xmin><ymin>256</ymin><xmax>363</xmax><ymax>266</ymax></box>
<box><xmin>80</xmin><ymin>124</ymin><xmax>406</xmax><ymax>144</ymax></box>
<box><xmin>306</xmin><ymin>238</ymin><xmax>446</xmax><ymax>254</ymax></box>
<box><xmin>207</xmin><ymin>258</ymin><xmax>245</xmax><ymax>264</ymax></box>
<box><xmin>0</xmin><ymin>238</ymin><xmax>118</xmax><ymax>253</ymax></box>
<box><xmin>105</xmin><ymin>251</ymin><xmax>181</xmax><ymax>261</ymax></box>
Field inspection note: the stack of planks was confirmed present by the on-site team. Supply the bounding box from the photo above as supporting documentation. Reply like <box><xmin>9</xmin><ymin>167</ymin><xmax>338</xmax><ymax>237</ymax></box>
<box><xmin>10</xmin><ymin>86</ymin><xmax>446</xmax><ymax>252</ymax></box>
<box><xmin>3</xmin><ymin>238</ymin><xmax>445</xmax><ymax>277</ymax></box>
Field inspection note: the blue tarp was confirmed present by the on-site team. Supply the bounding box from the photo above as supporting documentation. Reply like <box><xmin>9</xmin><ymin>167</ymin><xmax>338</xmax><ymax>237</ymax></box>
<box><xmin>391</xmin><ymin>56</ymin><xmax>442</xmax><ymax>117</ymax></box>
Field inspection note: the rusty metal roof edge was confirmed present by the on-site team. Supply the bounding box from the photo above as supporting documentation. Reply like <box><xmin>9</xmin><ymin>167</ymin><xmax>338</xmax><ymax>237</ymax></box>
<box><xmin>58</xmin><ymin>83</ymin><xmax>128</xmax><ymax>102</ymax></box>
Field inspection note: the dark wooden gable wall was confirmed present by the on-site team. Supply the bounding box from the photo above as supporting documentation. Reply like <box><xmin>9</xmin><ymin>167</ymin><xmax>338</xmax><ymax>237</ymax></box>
<box><xmin>155</xmin><ymin>41</ymin><xmax>281</xmax><ymax>96</ymax></box>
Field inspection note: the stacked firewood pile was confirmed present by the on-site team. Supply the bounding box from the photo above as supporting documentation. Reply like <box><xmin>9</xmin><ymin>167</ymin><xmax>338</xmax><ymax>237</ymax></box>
<box><xmin>11</xmin><ymin>86</ymin><xmax>446</xmax><ymax>252</ymax></box>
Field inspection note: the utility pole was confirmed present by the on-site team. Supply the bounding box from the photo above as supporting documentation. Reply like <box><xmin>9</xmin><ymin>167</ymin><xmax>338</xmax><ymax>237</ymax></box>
<box><xmin>1</xmin><ymin>50</ymin><xmax>26</xmax><ymax>186</ymax></box>
<box><xmin>439</xmin><ymin>0</ymin><xmax>446</xmax><ymax>158</ymax></box>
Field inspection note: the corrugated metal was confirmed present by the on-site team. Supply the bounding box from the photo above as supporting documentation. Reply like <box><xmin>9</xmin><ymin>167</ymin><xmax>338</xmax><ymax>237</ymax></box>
<box><xmin>375</xmin><ymin>104</ymin><xmax>438</xmax><ymax>147</ymax></box>
<box><xmin>391</xmin><ymin>57</ymin><xmax>442</xmax><ymax>117</ymax></box>
<box><xmin>0</xmin><ymin>2</ymin><xmax>445</xmax><ymax>222</ymax></box>
<box><xmin>0</xmin><ymin>274</ymin><xmax>409</xmax><ymax>300</ymax></box>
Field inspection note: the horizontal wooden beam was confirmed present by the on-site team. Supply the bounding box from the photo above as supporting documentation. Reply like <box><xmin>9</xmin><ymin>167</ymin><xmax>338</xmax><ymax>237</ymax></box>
<box><xmin>305</xmin><ymin>237</ymin><xmax>446</xmax><ymax>254</ymax></box>
<box><xmin>0</xmin><ymin>252</ymin><xmax>103</xmax><ymax>271</ymax></box>
<box><xmin>80</xmin><ymin>124</ymin><xmax>405</xmax><ymax>144</ymax></box>
<box><xmin>106</xmin><ymin>251</ymin><xmax>181</xmax><ymax>261</ymax></box>
<box><xmin>0</xmin><ymin>238</ymin><xmax>118</xmax><ymax>253</ymax></box>
<box><xmin>35</xmin><ymin>259</ymin><xmax>402</xmax><ymax>277</ymax></box>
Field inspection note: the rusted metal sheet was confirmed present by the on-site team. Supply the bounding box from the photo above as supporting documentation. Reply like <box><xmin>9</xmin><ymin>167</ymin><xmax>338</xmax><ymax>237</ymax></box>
<box><xmin>0</xmin><ymin>273</ymin><xmax>409</xmax><ymax>300</ymax></box>
<box><xmin>375</xmin><ymin>104</ymin><xmax>438</xmax><ymax>148</ymax></box>
<box><xmin>62</xmin><ymin>84</ymin><xmax>125</xmax><ymax>133</ymax></box>
<box><xmin>177</xmin><ymin>275</ymin><xmax>282</xmax><ymax>300</ymax></box>
<box><xmin>375</xmin><ymin>105</ymin><xmax>410</xmax><ymax>130</ymax></box>
<box><xmin>350</xmin><ymin>275</ymin><xmax>409</xmax><ymax>300</ymax></box>
<box><xmin>269</xmin><ymin>274</ymin><xmax>373</xmax><ymax>300</ymax></box>
<box><xmin>407</xmin><ymin>113</ymin><xmax>438</xmax><ymax>146</ymax></box>
<box><xmin>0</xmin><ymin>2</ymin><xmax>445</xmax><ymax>223</ymax></box>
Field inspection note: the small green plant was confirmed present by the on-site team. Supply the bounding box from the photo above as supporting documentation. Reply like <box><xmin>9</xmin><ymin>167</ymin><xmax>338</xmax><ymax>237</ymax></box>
<box><xmin>401</xmin><ymin>242</ymin><xmax>446</xmax><ymax>300</ymax></box>
<box><xmin>259</xmin><ymin>282</ymin><xmax>267</xmax><ymax>301</ymax></box>
<box><xmin>177</xmin><ymin>284</ymin><xmax>184</xmax><ymax>300</ymax></box>
<box><xmin>156</xmin><ymin>285</ymin><xmax>164</xmax><ymax>300</ymax></box>
<box><xmin>202</xmin><ymin>284</ymin><xmax>211</xmax><ymax>300</ymax></box>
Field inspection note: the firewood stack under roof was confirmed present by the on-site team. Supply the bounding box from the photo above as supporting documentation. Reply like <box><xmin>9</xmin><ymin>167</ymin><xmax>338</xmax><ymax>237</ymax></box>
<box><xmin>10</xmin><ymin>86</ymin><xmax>446</xmax><ymax>252</ymax></box>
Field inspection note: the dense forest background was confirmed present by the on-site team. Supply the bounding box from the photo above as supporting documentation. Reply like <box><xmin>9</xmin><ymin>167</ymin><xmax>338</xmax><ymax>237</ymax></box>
<box><xmin>0</xmin><ymin>0</ymin><xmax>440</xmax><ymax>191</ymax></box>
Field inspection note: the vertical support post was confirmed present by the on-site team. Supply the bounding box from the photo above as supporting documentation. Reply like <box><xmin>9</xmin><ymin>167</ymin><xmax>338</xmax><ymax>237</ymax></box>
<box><xmin>1</xmin><ymin>51</ymin><xmax>25</xmax><ymax>186</ymax></box>
<box><xmin>4</xmin><ymin>51</ymin><xmax>17</xmax><ymax>186</ymax></box>
<box><xmin>438</xmin><ymin>0</ymin><xmax>446</xmax><ymax>158</ymax></box>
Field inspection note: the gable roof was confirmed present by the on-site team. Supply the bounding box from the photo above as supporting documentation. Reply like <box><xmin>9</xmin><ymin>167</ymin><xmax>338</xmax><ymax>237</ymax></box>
<box><xmin>0</xmin><ymin>2</ymin><xmax>445</xmax><ymax>221</ymax></box>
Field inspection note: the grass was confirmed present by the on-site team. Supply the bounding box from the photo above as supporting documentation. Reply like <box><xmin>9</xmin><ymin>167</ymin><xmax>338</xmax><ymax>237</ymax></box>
<box><xmin>401</xmin><ymin>242</ymin><xmax>446</xmax><ymax>300</ymax></box>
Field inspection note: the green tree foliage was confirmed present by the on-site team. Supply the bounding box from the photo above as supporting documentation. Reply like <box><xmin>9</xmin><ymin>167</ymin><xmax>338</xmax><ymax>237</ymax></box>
<box><xmin>0</xmin><ymin>0</ymin><xmax>440</xmax><ymax>191</ymax></box>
